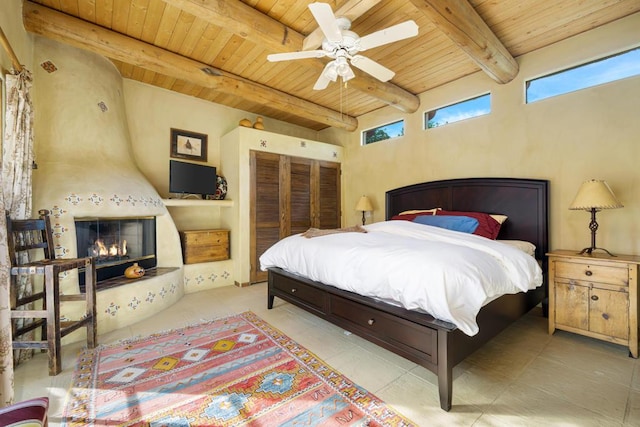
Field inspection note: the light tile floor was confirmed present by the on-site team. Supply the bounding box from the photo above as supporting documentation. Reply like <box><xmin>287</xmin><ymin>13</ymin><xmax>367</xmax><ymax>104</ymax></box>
<box><xmin>14</xmin><ymin>282</ymin><xmax>640</xmax><ymax>426</ymax></box>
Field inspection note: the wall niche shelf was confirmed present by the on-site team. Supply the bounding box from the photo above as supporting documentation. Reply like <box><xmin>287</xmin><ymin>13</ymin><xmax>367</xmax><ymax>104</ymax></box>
<box><xmin>162</xmin><ymin>199</ymin><xmax>234</xmax><ymax>207</ymax></box>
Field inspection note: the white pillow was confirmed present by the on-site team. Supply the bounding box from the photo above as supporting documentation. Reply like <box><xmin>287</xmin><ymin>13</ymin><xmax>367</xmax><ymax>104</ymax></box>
<box><xmin>498</xmin><ymin>240</ymin><xmax>536</xmax><ymax>257</ymax></box>
<box><xmin>490</xmin><ymin>214</ymin><xmax>508</xmax><ymax>224</ymax></box>
<box><xmin>399</xmin><ymin>208</ymin><xmax>441</xmax><ymax>215</ymax></box>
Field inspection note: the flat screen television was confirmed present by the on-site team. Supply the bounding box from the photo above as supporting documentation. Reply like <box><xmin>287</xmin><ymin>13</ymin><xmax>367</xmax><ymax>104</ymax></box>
<box><xmin>169</xmin><ymin>160</ymin><xmax>217</xmax><ymax>198</ymax></box>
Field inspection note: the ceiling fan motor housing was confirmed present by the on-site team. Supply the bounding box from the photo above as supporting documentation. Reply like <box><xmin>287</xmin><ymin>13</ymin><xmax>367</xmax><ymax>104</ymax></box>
<box><xmin>322</xmin><ymin>30</ymin><xmax>360</xmax><ymax>57</ymax></box>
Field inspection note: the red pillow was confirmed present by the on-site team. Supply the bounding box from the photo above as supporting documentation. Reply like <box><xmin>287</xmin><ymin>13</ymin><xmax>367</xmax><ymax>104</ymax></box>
<box><xmin>435</xmin><ymin>210</ymin><xmax>501</xmax><ymax>239</ymax></box>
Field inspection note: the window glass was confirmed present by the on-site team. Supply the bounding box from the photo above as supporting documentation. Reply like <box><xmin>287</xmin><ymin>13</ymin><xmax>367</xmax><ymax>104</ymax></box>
<box><xmin>526</xmin><ymin>47</ymin><xmax>640</xmax><ymax>103</ymax></box>
<box><xmin>425</xmin><ymin>93</ymin><xmax>491</xmax><ymax>129</ymax></box>
<box><xmin>362</xmin><ymin>119</ymin><xmax>404</xmax><ymax>145</ymax></box>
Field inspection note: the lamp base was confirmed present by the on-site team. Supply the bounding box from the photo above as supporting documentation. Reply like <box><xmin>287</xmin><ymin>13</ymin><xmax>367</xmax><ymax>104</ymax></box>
<box><xmin>578</xmin><ymin>246</ymin><xmax>616</xmax><ymax>257</ymax></box>
<box><xmin>578</xmin><ymin>208</ymin><xmax>616</xmax><ymax>257</ymax></box>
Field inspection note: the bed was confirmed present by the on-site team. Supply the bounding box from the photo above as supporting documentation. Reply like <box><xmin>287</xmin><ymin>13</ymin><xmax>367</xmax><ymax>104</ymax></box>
<box><xmin>265</xmin><ymin>177</ymin><xmax>549</xmax><ymax>411</ymax></box>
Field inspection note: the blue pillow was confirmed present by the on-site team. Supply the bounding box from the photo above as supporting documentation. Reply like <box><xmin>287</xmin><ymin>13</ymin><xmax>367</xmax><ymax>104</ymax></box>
<box><xmin>412</xmin><ymin>215</ymin><xmax>479</xmax><ymax>233</ymax></box>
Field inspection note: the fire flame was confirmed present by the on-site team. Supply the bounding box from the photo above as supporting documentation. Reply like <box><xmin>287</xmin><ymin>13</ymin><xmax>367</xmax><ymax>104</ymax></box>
<box><xmin>93</xmin><ymin>239</ymin><xmax>127</xmax><ymax>257</ymax></box>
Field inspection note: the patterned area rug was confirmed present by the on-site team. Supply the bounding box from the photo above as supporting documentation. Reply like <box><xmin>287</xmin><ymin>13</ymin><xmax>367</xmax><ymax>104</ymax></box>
<box><xmin>62</xmin><ymin>311</ymin><xmax>415</xmax><ymax>426</ymax></box>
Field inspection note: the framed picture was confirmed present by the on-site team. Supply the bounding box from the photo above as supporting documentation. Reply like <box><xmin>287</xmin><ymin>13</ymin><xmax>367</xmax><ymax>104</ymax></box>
<box><xmin>170</xmin><ymin>128</ymin><xmax>208</xmax><ymax>161</ymax></box>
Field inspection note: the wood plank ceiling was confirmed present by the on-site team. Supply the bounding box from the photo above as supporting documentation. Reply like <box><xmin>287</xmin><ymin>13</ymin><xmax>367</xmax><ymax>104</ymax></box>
<box><xmin>23</xmin><ymin>0</ymin><xmax>640</xmax><ymax>131</ymax></box>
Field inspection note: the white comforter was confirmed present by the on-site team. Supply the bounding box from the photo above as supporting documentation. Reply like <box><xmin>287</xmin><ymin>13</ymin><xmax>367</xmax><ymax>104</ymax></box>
<box><xmin>259</xmin><ymin>220</ymin><xmax>543</xmax><ymax>336</ymax></box>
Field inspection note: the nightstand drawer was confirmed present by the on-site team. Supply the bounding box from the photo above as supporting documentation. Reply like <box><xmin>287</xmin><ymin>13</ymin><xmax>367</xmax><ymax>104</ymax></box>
<box><xmin>555</xmin><ymin>260</ymin><xmax>629</xmax><ymax>287</ymax></box>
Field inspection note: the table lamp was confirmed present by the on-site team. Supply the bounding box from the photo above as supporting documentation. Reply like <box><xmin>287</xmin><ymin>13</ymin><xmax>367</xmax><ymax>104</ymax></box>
<box><xmin>355</xmin><ymin>195</ymin><xmax>373</xmax><ymax>226</ymax></box>
<box><xmin>569</xmin><ymin>179</ymin><xmax>623</xmax><ymax>256</ymax></box>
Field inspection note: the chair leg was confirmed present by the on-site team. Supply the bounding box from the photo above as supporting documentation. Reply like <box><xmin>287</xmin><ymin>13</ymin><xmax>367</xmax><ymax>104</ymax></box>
<box><xmin>40</xmin><ymin>283</ymin><xmax>48</xmax><ymax>354</ymax></box>
<box><xmin>85</xmin><ymin>259</ymin><xmax>97</xmax><ymax>349</ymax></box>
<box><xmin>45</xmin><ymin>267</ymin><xmax>62</xmax><ymax>376</ymax></box>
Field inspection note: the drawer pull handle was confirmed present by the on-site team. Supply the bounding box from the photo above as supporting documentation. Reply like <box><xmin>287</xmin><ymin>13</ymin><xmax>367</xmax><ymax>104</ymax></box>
<box><xmin>585</xmin><ymin>270</ymin><xmax>593</xmax><ymax>276</ymax></box>
<box><xmin>367</xmin><ymin>319</ymin><xmax>375</xmax><ymax>326</ymax></box>
<box><xmin>591</xmin><ymin>295</ymin><xmax>599</xmax><ymax>301</ymax></box>
<box><xmin>291</xmin><ymin>288</ymin><xmax>297</xmax><ymax>293</ymax></box>
<box><xmin>602</xmin><ymin>313</ymin><xmax>609</xmax><ymax>320</ymax></box>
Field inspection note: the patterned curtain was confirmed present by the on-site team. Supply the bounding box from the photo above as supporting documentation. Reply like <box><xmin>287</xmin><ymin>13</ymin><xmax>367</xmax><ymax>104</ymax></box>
<box><xmin>0</xmin><ymin>68</ymin><xmax>34</xmax><ymax>406</ymax></box>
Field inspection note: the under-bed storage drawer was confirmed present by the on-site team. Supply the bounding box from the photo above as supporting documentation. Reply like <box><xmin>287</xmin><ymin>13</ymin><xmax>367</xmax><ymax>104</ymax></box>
<box><xmin>329</xmin><ymin>295</ymin><xmax>437</xmax><ymax>364</ymax></box>
<box><xmin>271</xmin><ymin>274</ymin><xmax>327</xmax><ymax>314</ymax></box>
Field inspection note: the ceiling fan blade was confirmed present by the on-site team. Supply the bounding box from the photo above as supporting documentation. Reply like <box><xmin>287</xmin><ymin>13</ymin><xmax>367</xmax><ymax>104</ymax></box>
<box><xmin>350</xmin><ymin>55</ymin><xmax>395</xmax><ymax>81</ymax></box>
<box><xmin>313</xmin><ymin>73</ymin><xmax>332</xmax><ymax>90</ymax></box>
<box><xmin>267</xmin><ymin>50</ymin><xmax>327</xmax><ymax>62</ymax></box>
<box><xmin>358</xmin><ymin>20</ymin><xmax>419</xmax><ymax>51</ymax></box>
<box><xmin>308</xmin><ymin>2</ymin><xmax>343</xmax><ymax>44</ymax></box>
<box><xmin>303</xmin><ymin>0</ymin><xmax>383</xmax><ymax>50</ymax></box>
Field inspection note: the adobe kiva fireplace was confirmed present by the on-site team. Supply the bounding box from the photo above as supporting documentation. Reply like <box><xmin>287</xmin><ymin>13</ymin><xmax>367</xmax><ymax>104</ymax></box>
<box><xmin>75</xmin><ymin>216</ymin><xmax>157</xmax><ymax>288</ymax></box>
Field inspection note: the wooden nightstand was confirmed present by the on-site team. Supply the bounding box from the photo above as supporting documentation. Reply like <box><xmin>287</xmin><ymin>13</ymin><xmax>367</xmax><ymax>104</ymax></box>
<box><xmin>548</xmin><ymin>250</ymin><xmax>640</xmax><ymax>358</ymax></box>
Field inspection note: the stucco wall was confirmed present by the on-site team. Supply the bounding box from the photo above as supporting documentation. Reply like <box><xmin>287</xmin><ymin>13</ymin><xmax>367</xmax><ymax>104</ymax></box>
<box><xmin>328</xmin><ymin>12</ymin><xmax>640</xmax><ymax>256</ymax></box>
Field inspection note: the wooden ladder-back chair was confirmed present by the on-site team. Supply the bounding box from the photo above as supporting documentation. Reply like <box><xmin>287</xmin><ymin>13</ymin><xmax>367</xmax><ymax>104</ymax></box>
<box><xmin>6</xmin><ymin>209</ymin><xmax>97</xmax><ymax>375</ymax></box>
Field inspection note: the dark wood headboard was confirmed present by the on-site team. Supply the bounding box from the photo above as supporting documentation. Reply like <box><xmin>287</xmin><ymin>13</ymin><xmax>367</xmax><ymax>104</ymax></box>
<box><xmin>385</xmin><ymin>178</ymin><xmax>549</xmax><ymax>262</ymax></box>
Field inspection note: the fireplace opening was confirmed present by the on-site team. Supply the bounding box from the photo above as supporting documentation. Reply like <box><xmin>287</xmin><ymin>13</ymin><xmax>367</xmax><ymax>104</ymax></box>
<box><xmin>75</xmin><ymin>216</ymin><xmax>157</xmax><ymax>288</ymax></box>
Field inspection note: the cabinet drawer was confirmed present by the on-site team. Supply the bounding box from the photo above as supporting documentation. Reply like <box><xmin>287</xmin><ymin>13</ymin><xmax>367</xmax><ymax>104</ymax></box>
<box><xmin>180</xmin><ymin>229</ymin><xmax>230</xmax><ymax>264</ymax></box>
<box><xmin>555</xmin><ymin>261</ymin><xmax>629</xmax><ymax>286</ymax></box>
<box><xmin>272</xmin><ymin>275</ymin><xmax>326</xmax><ymax>313</ymax></box>
<box><xmin>329</xmin><ymin>295</ymin><xmax>437</xmax><ymax>362</ymax></box>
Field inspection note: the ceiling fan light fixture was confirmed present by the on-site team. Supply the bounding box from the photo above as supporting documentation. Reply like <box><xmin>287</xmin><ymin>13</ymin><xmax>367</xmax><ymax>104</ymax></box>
<box><xmin>324</xmin><ymin>61</ymin><xmax>339</xmax><ymax>81</ymax></box>
<box><xmin>341</xmin><ymin>64</ymin><xmax>355</xmax><ymax>82</ymax></box>
<box><xmin>335</xmin><ymin>56</ymin><xmax>350</xmax><ymax>76</ymax></box>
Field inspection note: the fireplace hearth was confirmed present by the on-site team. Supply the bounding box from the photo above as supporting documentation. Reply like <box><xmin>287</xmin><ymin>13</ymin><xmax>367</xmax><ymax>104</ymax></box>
<box><xmin>75</xmin><ymin>216</ymin><xmax>157</xmax><ymax>287</ymax></box>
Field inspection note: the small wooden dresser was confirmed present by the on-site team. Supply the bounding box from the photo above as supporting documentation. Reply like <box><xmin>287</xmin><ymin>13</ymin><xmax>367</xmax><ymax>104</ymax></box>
<box><xmin>547</xmin><ymin>250</ymin><xmax>639</xmax><ymax>357</ymax></box>
<box><xmin>179</xmin><ymin>229</ymin><xmax>230</xmax><ymax>264</ymax></box>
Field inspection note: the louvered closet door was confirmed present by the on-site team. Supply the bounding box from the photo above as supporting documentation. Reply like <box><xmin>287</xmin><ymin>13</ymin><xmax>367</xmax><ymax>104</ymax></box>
<box><xmin>250</xmin><ymin>151</ymin><xmax>282</xmax><ymax>283</ymax></box>
<box><xmin>289</xmin><ymin>157</ymin><xmax>313</xmax><ymax>236</ymax></box>
<box><xmin>316</xmin><ymin>161</ymin><xmax>341</xmax><ymax>229</ymax></box>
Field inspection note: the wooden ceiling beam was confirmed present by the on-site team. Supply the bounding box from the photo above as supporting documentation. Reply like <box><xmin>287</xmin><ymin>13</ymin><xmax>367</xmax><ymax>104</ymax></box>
<box><xmin>23</xmin><ymin>1</ymin><xmax>358</xmax><ymax>131</ymax></box>
<box><xmin>408</xmin><ymin>0</ymin><xmax>519</xmax><ymax>84</ymax></box>
<box><xmin>163</xmin><ymin>0</ymin><xmax>419</xmax><ymax>113</ymax></box>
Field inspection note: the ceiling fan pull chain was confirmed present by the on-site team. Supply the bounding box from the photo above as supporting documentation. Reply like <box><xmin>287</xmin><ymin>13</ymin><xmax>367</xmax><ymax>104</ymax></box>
<box><xmin>344</xmin><ymin>80</ymin><xmax>349</xmax><ymax>119</ymax></box>
<box><xmin>340</xmin><ymin>78</ymin><xmax>343</xmax><ymax>118</ymax></box>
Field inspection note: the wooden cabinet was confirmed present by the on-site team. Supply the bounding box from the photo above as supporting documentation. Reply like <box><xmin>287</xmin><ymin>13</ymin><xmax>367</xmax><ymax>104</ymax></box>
<box><xmin>250</xmin><ymin>150</ymin><xmax>340</xmax><ymax>283</ymax></box>
<box><xmin>179</xmin><ymin>229</ymin><xmax>230</xmax><ymax>264</ymax></box>
<box><xmin>548</xmin><ymin>250</ymin><xmax>639</xmax><ymax>357</ymax></box>
<box><xmin>220</xmin><ymin>127</ymin><xmax>343</xmax><ymax>287</ymax></box>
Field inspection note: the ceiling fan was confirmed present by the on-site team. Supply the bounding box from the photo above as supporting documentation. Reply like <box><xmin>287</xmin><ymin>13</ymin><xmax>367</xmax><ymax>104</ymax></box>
<box><xmin>267</xmin><ymin>2</ymin><xmax>419</xmax><ymax>90</ymax></box>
